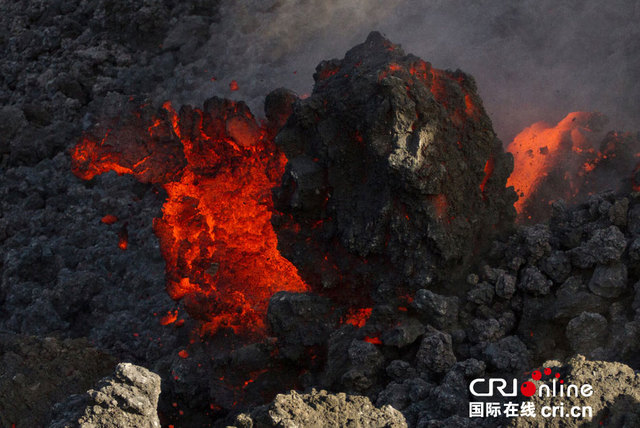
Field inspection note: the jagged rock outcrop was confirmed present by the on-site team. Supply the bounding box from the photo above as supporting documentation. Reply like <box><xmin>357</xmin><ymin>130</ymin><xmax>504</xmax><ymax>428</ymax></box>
<box><xmin>49</xmin><ymin>363</ymin><xmax>161</xmax><ymax>428</ymax></box>
<box><xmin>273</xmin><ymin>31</ymin><xmax>516</xmax><ymax>302</ymax></box>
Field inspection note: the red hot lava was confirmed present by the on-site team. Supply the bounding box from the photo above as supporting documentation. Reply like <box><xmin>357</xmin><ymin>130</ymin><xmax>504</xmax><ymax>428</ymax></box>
<box><xmin>72</xmin><ymin>98</ymin><xmax>308</xmax><ymax>336</ymax></box>
<box><xmin>506</xmin><ymin>112</ymin><xmax>605</xmax><ymax>216</ymax></box>
<box><xmin>506</xmin><ymin>111</ymin><xmax>640</xmax><ymax>222</ymax></box>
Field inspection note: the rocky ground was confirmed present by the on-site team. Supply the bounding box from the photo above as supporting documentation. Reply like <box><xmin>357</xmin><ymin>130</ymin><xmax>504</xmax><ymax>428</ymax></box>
<box><xmin>1</xmin><ymin>1</ymin><xmax>640</xmax><ymax>427</ymax></box>
<box><xmin>50</xmin><ymin>363</ymin><xmax>162</xmax><ymax>428</ymax></box>
<box><xmin>252</xmin><ymin>189</ymin><xmax>640</xmax><ymax>428</ymax></box>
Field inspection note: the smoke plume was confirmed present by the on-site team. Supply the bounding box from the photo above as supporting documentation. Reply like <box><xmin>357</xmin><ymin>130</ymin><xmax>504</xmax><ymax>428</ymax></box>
<box><xmin>153</xmin><ymin>0</ymin><xmax>640</xmax><ymax>143</ymax></box>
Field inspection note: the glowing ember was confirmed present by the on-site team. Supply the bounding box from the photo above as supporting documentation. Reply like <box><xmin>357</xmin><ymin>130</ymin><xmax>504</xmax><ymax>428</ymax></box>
<box><xmin>101</xmin><ymin>214</ymin><xmax>118</xmax><ymax>225</ymax></box>
<box><xmin>344</xmin><ymin>308</ymin><xmax>372</xmax><ymax>328</ymax></box>
<box><xmin>72</xmin><ymin>99</ymin><xmax>309</xmax><ymax>336</ymax></box>
<box><xmin>160</xmin><ymin>310</ymin><xmax>179</xmax><ymax>326</ymax></box>
<box><xmin>118</xmin><ymin>225</ymin><xmax>128</xmax><ymax>250</ymax></box>
<box><xmin>363</xmin><ymin>336</ymin><xmax>382</xmax><ymax>345</ymax></box>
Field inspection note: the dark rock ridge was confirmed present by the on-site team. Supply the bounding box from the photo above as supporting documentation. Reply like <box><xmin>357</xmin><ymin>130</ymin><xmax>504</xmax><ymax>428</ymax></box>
<box><xmin>273</xmin><ymin>32</ymin><xmax>517</xmax><ymax>301</ymax></box>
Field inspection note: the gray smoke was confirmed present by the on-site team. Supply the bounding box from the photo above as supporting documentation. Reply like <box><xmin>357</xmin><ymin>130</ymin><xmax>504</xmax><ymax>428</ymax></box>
<box><xmin>153</xmin><ymin>0</ymin><xmax>640</xmax><ymax>143</ymax></box>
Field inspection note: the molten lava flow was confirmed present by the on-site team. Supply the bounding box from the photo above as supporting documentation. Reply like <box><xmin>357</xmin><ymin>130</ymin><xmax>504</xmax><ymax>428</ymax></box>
<box><xmin>506</xmin><ymin>112</ymin><xmax>606</xmax><ymax>219</ymax></box>
<box><xmin>72</xmin><ymin>99</ymin><xmax>308</xmax><ymax>336</ymax></box>
<box><xmin>479</xmin><ymin>157</ymin><xmax>495</xmax><ymax>196</ymax></box>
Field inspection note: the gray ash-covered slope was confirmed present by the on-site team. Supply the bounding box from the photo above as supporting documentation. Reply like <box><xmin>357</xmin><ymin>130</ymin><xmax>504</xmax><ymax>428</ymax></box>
<box><xmin>273</xmin><ymin>32</ymin><xmax>517</xmax><ymax>300</ymax></box>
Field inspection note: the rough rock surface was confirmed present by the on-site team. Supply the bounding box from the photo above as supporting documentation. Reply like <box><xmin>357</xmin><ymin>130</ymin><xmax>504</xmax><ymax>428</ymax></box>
<box><xmin>0</xmin><ymin>333</ymin><xmax>115</xmax><ymax>428</ymax></box>
<box><xmin>233</xmin><ymin>389</ymin><xmax>407</xmax><ymax>428</ymax></box>
<box><xmin>267</xmin><ymin>291</ymin><xmax>339</xmax><ymax>360</ymax></box>
<box><xmin>511</xmin><ymin>355</ymin><xmax>640</xmax><ymax>427</ymax></box>
<box><xmin>49</xmin><ymin>363</ymin><xmax>161</xmax><ymax>428</ymax></box>
<box><xmin>273</xmin><ymin>31</ymin><xmax>516</xmax><ymax>299</ymax></box>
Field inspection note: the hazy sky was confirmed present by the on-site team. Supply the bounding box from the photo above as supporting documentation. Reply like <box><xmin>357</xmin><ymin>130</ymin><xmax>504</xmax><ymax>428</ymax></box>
<box><xmin>155</xmin><ymin>0</ymin><xmax>640</xmax><ymax>143</ymax></box>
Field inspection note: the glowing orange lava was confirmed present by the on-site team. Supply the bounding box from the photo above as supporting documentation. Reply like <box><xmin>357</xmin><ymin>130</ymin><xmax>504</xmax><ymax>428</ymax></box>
<box><xmin>506</xmin><ymin>112</ymin><xmax>604</xmax><ymax>217</ymax></box>
<box><xmin>72</xmin><ymin>100</ymin><xmax>308</xmax><ymax>336</ymax></box>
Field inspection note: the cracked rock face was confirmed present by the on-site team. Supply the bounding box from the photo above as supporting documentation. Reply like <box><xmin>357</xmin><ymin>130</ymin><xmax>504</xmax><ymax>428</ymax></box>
<box><xmin>272</xmin><ymin>31</ymin><xmax>516</xmax><ymax>301</ymax></box>
<box><xmin>49</xmin><ymin>363</ymin><xmax>161</xmax><ymax>428</ymax></box>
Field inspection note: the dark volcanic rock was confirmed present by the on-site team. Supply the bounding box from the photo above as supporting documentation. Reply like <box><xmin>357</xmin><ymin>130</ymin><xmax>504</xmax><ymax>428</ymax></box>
<box><xmin>554</xmin><ymin>276</ymin><xmax>608</xmax><ymax>319</ymax></box>
<box><xmin>267</xmin><ymin>291</ymin><xmax>338</xmax><ymax>359</ymax></box>
<box><xmin>483</xmin><ymin>335</ymin><xmax>530</xmax><ymax>372</ymax></box>
<box><xmin>518</xmin><ymin>266</ymin><xmax>552</xmax><ymax>296</ymax></box>
<box><xmin>381</xmin><ymin>317</ymin><xmax>426</xmax><ymax>348</ymax></box>
<box><xmin>588</xmin><ymin>263</ymin><xmax>629</xmax><ymax>298</ymax></box>
<box><xmin>272</xmin><ymin>31</ymin><xmax>516</xmax><ymax>301</ymax></box>
<box><xmin>569</xmin><ymin>225</ymin><xmax>627</xmax><ymax>268</ymax></box>
<box><xmin>416</xmin><ymin>328</ymin><xmax>457</xmax><ymax>374</ymax></box>
<box><xmin>412</xmin><ymin>288</ymin><xmax>459</xmax><ymax>330</ymax></box>
<box><xmin>566</xmin><ymin>312</ymin><xmax>609</xmax><ymax>356</ymax></box>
